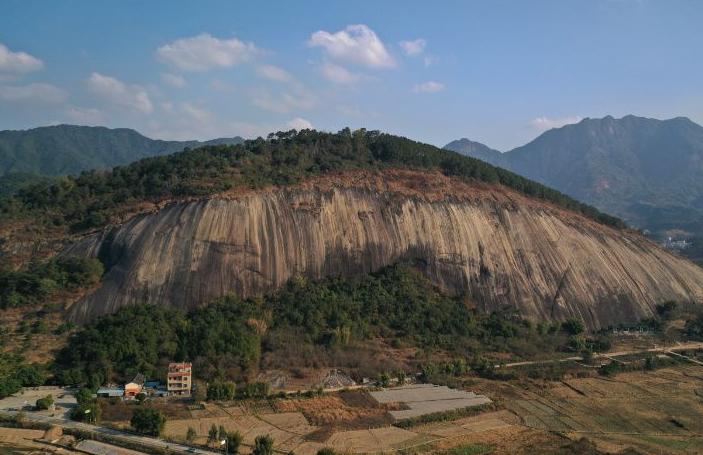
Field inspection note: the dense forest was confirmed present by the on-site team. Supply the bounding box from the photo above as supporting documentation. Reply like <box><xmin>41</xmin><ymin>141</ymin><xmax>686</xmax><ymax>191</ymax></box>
<box><xmin>0</xmin><ymin>257</ymin><xmax>103</xmax><ymax>309</ymax></box>
<box><xmin>54</xmin><ymin>264</ymin><xmax>573</xmax><ymax>387</ymax></box>
<box><xmin>0</xmin><ymin>128</ymin><xmax>624</xmax><ymax>234</ymax></box>
<box><xmin>0</xmin><ymin>353</ymin><xmax>46</xmax><ymax>398</ymax></box>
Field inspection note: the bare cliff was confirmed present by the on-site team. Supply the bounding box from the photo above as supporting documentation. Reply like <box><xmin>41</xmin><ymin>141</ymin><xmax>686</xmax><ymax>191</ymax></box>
<box><xmin>64</xmin><ymin>169</ymin><xmax>703</xmax><ymax>327</ymax></box>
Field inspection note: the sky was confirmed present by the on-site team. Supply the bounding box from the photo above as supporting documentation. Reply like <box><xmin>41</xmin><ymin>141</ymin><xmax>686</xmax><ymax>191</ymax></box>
<box><xmin>1</xmin><ymin>0</ymin><xmax>702</xmax><ymax>150</ymax></box>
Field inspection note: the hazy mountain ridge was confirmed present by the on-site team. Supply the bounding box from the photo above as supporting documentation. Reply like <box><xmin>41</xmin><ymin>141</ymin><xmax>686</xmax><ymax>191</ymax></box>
<box><xmin>442</xmin><ymin>138</ymin><xmax>505</xmax><ymax>166</ymax></box>
<box><xmin>0</xmin><ymin>124</ymin><xmax>244</xmax><ymax>194</ymax></box>
<box><xmin>444</xmin><ymin>116</ymin><xmax>703</xmax><ymax>257</ymax></box>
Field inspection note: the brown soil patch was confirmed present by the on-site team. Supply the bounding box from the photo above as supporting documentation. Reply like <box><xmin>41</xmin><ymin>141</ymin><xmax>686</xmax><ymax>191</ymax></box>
<box><xmin>274</xmin><ymin>394</ymin><xmax>393</xmax><ymax>433</ymax></box>
<box><xmin>100</xmin><ymin>399</ymin><xmax>192</xmax><ymax>423</ymax></box>
<box><xmin>338</xmin><ymin>390</ymin><xmax>380</xmax><ymax>408</ymax></box>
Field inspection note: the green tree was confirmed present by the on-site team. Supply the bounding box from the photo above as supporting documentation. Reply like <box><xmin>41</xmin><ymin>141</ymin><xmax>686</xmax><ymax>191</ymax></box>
<box><xmin>186</xmin><ymin>427</ymin><xmax>197</xmax><ymax>443</ymax></box>
<box><xmin>225</xmin><ymin>431</ymin><xmax>243</xmax><ymax>454</ymax></box>
<box><xmin>253</xmin><ymin>435</ymin><xmax>274</xmax><ymax>455</ymax></box>
<box><xmin>218</xmin><ymin>425</ymin><xmax>227</xmax><ymax>441</ymax></box>
<box><xmin>208</xmin><ymin>424</ymin><xmax>218</xmax><ymax>446</ymax></box>
<box><xmin>35</xmin><ymin>394</ymin><xmax>54</xmax><ymax>410</ymax></box>
<box><xmin>562</xmin><ymin>318</ymin><xmax>585</xmax><ymax>336</ymax></box>
<box><xmin>207</xmin><ymin>381</ymin><xmax>236</xmax><ymax>401</ymax></box>
<box><xmin>130</xmin><ymin>407</ymin><xmax>166</xmax><ymax>436</ymax></box>
<box><xmin>70</xmin><ymin>400</ymin><xmax>100</xmax><ymax>423</ymax></box>
<box><xmin>655</xmin><ymin>301</ymin><xmax>677</xmax><ymax>319</ymax></box>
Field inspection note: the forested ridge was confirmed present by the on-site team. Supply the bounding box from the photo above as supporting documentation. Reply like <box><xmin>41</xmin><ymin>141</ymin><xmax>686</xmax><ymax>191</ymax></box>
<box><xmin>0</xmin><ymin>124</ymin><xmax>243</xmax><ymax>196</ymax></box>
<box><xmin>0</xmin><ymin>128</ymin><xmax>624</xmax><ymax>234</ymax></box>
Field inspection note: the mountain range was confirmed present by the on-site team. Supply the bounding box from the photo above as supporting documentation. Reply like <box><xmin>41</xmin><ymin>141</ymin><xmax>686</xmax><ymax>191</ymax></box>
<box><xmin>0</xmin><ymin>124</ymin><xmax>244</xmax><ymax>194</ymax></box>
<box><xmin>445</xmin><ymin>115</ymin><xmax>703</xmax><ymax>263</ymax></box>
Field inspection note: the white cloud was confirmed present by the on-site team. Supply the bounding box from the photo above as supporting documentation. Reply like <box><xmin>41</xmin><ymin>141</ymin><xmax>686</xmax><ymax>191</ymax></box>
<box><xmin>156</xmin><ymin>33</ymin><xmax>259</xmax><ymax>71</ymax></box>
<box><xmin>308</xmin><ymin>24</ymin><xmax>395</xmax><ymax>69</ymax></box>
<box><xmin>87</xmin><ymin>72</ymin><xmax>153</xmax><ymax>114</ymax></box>
<box><xmin>399</xmin><ymin>38</ymin><xmax>426</xmax><ymax>56</ymax></box>
<box><xmin>423</xmin><ymin>56</ymin><xmax>438</xmax><ymax>67</ymax></box>
<box><xmin>252</xmin><ymin>88</ymin><xmax>315</xmax><ymax>113</ymax></box>
<box><xmin>145</xmin><ymin>102</ymin><xmax>300</xmax><ymax>141</ymax></box>
<box><xmin>286</xmin><ymin>117</ymin><xmax>313</xmax><ymax>130</ymax></box>
<box><xmin>209</xmin><ymin>79</ymin><xmax>236</xmax><ymax>93</ymax></box>
<box><xmin>529</xmin><ymin>116</ymin><xmax>582</xmax><ymax>131</ymax></box>
<box><xmin>181</xmin><ymin>102</ymin><xmax>214</xmax><ymax>123</ymax></box>
<box><xmin>161</xmin><ymin>73</ymin><xmax>186</xmax><ymax>88</ymax></box>
<box><xmin>0</xmin><ymin>43</ymin><xmax>43</xmax><ymax>76</ymax></box>
<box><xmin>65</xmin><ymin>106</ymin><xmax>103</xmax><ymax>124</ymax></box>
<box><xmin>257</xmin><ymin>64</ymin><xmax>292</xmax><ymax>82</ymax></box>
<box><xmin>320</xmin><ymin>62</ymin><xmax>360</xmax><ymax>84</ymax></box>
<box><xmin>0</xmin><ymin>83</ymin><xmax>68</xmax><ymax>104</ymax></box>
<box><xmin>412</xmin><ymin>81</ymin><xmax>444</xmax><ymax>93</ymax></box>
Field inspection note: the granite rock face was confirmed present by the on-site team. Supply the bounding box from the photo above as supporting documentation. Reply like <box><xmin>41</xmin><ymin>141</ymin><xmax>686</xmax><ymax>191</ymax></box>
<box><xmin>64</xmin><ymin>170</ymin><xmax>703</xmax><ymax>327</ymax></box>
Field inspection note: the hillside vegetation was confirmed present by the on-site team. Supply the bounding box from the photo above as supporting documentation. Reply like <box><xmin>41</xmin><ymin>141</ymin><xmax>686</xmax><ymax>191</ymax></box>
<box><xmin>0</xmin><ymin>257</ymin><xmax>103</xmax><ymax>309</ymax></box>
<box><xmin>0</xmin><ymin>128</ymin><xmax>624</xmax><ymax>235</ymax></box>
<box><xmin>54</xmin><ymin>264</ymin><xmax>572</xmax><ymax>387</ymax></box>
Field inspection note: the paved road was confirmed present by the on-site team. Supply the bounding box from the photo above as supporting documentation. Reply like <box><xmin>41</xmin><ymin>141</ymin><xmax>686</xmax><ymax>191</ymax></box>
<box><xmin>495</xmin><ymin>341</ymin><xmax>703</xmax><ymax>369</ymax></box>
<box><xmin>2</xmin><ymin>410</ymin><xmax>219</xmax><ymax>455</ymax></box>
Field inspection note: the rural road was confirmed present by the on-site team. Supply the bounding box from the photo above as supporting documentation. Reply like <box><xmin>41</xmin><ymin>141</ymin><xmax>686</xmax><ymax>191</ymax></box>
<box><xmin>495</xmin><ymin>341</ymin><xmax>703</xmax><ymax>369</ymax></box>
<box><xmin>2</xmin><ymin>410</ymin><xmax>219</xmax><ymax>455</ymax></box>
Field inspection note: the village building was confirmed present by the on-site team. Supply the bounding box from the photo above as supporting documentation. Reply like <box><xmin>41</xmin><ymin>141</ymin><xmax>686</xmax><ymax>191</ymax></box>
<box><xmin>167</xmin><ymin>362</ymin><xmax>192</xmax><ymax>395</ymax></box>
<box><xmin>96</xmin><ymin>387</ymin><xmax>124</xmax><ymax>398</ymax></box>
<box><xmin>124</xmin><ymin>373</ymin><xmax>145</xmax><ymax>397</ymax></box>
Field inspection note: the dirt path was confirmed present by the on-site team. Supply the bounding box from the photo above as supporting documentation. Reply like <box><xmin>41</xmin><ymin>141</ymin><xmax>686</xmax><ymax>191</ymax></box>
<box><xmin>495</xmin><ymin>341</ymin><xmax>703</xmax><ymax>369</ymax></box>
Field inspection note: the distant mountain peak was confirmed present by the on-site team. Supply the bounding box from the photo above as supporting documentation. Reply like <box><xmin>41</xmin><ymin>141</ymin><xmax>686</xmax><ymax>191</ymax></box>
<box><xmin>447</xmin><ymin>115</ymin><xmax>703</xmax><ymax>259</ymax></box>
<box><xmin>443</xmin><ymin>138</ymin><xmax>504</xmax><ymax>166</ymax></box>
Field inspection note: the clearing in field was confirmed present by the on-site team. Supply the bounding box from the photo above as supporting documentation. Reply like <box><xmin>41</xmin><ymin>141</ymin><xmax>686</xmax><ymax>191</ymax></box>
<box><xmin>370</xmin><ymin>384</ymin><xmax>492</xmax><ymax>420</ymax></box>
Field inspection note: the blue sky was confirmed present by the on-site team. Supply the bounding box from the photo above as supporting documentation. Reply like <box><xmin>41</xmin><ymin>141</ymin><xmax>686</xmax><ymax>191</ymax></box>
<box><xmin>1</xmin><ymin>0</ymin><xmax>701</xmax><ymax>150</ymax></box>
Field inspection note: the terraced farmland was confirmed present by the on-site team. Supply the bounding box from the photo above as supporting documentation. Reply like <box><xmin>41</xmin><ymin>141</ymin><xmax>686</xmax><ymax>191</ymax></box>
<box><xmin>504</xmin><ymin>366</ymin><xmax>703</xmax><ymax>454</ymax></box>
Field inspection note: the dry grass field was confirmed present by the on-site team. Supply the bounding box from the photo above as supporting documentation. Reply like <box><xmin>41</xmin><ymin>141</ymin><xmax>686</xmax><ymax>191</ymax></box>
<box><xmin>499</xmin><ymin>365</ymin><xmax>703</xmax><ymax>454</ymax></box>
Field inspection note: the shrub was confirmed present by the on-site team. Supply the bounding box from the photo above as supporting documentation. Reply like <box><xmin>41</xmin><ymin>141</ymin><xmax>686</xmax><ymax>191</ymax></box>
<box><xmin>130</xmin><ymin>408</ymin><xmax>166</xmax><ymax>436</ymax></box>
<box><xmin>225</xmin><ymin>431</ymin><xmax>242</xmax><ymax>454</ymax></box>
<box><xmin>253</xmin><ymin>435</ymin><xmax>274</xmax><ymax>455</ymax></box>
<box><xmin>562</xmin><ymin>318</ymin><xmax>585</xmax><ymax>336</ymax></box>
<box><xmin>35</xmin><ymin>395</ymin><xmax>54</xmax><ymax>410</ymax></box>
<box><xmin>186</xmin><ymin>427</ymin><xmax>196</xmax><ymax>443</ymax></box>
<box><xmin>598</xmin><ymin>361</ymin><xmax>621</xmax><ymax>377</ymax></box>
<box><xmin>207</xmin><ymin>381</ymin><xmax>236</xmax><ymax>401</ymax></box>
<box><xmin>655</xmin><ymin>301</ymin><xmax>678</xmax><ymax>319</ymax></box>
<box><xmin>207</xmin><ymin>424</ymin><xmax>218</xmax><ymax>446</ymax></box>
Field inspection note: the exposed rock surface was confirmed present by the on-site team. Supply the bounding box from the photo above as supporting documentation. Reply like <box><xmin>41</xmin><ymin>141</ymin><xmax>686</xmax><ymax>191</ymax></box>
<box><xmin>65</xmin><ymin>169</ymin><xmax>703</xmax><ymax>327</ymax></box>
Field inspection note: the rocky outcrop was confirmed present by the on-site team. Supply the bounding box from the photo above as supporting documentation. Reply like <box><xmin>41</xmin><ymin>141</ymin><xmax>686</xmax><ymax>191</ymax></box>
<box><xmin>65</xmin><ymin>169</ymin><xmax>703</xmax><ymax>327</ymax></box>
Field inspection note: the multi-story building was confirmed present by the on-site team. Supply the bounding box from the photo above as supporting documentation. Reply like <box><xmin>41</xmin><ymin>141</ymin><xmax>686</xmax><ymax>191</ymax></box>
<box><xmin>167</xmin><ymin>362</ymin><xmax>192</xmax><ymax>395</ymax></box>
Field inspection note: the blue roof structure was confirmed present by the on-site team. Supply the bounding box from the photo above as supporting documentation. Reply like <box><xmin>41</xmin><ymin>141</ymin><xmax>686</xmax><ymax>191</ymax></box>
<box><xmin>96</xmin><ymin>387</ymin><xmax>124</xmax><ymax>397</ymax></box>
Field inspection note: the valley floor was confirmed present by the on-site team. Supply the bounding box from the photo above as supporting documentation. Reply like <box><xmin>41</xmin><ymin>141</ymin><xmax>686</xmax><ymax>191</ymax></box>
<box><xmin>76</xmin><ymin>363</ymin><xmax>703</xmax><ymax>454</ymax></box>
<box><xmin>3</xmin><ymin>343</ymin><xmax>703</xmax><ymax>454</ymax></box>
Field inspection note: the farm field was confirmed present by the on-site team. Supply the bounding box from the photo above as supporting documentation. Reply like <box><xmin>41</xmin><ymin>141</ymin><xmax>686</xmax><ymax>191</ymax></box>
<box><xmin>0</xmin><ymin>427</ymin><xmax>84</xmax><ymax>454</ymax></box>
<box><xmin>500</xmin><ymin>365</ymin><xmax>703</xmax><ymax>454</ymax></box>
<box><xmin>151</xmin><ymin>364</ymin><xmax>703</xmax><ymax>453</ymax></box>
<box><xmin>157</xmin><ymin>387</ymin><xmax>504</xmax><ymax>454</ymax></box>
